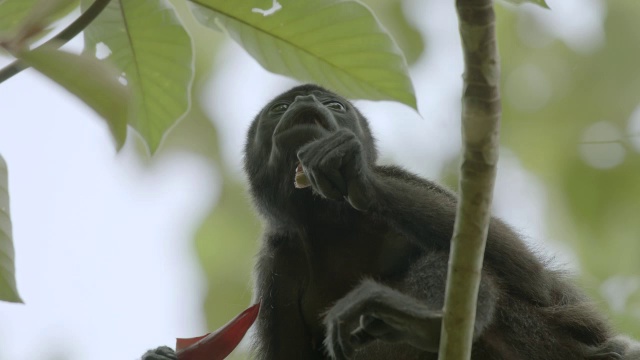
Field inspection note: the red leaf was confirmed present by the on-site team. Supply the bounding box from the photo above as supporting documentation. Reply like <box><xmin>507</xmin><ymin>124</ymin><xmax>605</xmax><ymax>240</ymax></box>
<box><xmin>176</xmin><ymin>302</ymin><xmax>260</xmax><ymax>360</ymax></box>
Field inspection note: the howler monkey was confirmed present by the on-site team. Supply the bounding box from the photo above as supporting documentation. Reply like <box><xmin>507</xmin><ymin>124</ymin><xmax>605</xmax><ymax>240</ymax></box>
<box><xmin>143</xmin><ymin>84</ymin><xmax>637</xmax><ymax>360</ymax></box>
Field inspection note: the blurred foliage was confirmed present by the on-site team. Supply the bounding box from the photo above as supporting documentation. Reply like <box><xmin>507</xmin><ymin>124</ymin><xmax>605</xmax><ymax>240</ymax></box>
<box><xmin>194</xmin><ymin>182</ymin><xmax>259</xmax><ymax>360</ymax></box>
<box><xmin>18</xmin><ymin>44</ymin><xmax>130</xmax><ymax>147</ymax></box>
<box><xmin>0</xmin><ymin>0</ymin><xmax>78</xmax><ymax>37</ymax></box>
<box><xmin>159</xmin><ymin>1</ymin><xmax>259</xmax><ymax>357</ymax></box>
<box><xmin>495</xmin><ymin>1</ymin><xmax>640</xmax><ymax>336</ymax></box>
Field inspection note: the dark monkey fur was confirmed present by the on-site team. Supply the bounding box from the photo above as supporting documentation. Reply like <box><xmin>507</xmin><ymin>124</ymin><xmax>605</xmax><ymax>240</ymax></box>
<box><xmin>143</xmin><ymin>84</ymin><xmax>639</xmax><ymax>360</ymax></box>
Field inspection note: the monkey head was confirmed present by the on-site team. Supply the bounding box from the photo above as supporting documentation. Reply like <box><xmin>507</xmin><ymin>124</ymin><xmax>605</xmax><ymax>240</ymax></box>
<box><xmin>243</xmin><ymin>84</ymin><xmax>377</xmax><ymax>220</ymax></box>
<box><xmin>245</xmin><ymin>84</ymin><xmax>376</xmax><ymax>175</ymax></box>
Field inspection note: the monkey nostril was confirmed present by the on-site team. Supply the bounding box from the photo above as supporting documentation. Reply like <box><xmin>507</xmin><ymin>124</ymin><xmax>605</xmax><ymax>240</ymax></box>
<box><xmin>294</xmin><ymin>95</ymin><xmax>316</xmax><ymax>103</ymax></box>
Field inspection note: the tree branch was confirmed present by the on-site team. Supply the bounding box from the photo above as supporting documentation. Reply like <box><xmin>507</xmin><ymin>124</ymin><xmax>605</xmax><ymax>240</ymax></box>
<box><xmin>0</xmin><ymin>0</ymin><xmax>112</xmax><ymax>84</ymax></box>
<box><xmin>438</xmin><ymin>0</ymin><xmax>501</xmax><ymax>359</ymax></box>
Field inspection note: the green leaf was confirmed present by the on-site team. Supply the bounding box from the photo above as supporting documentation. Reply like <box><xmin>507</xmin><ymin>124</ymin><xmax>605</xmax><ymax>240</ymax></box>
<box><xmin>0</xmin><ymin>0</ymin><xmax>78</xmax><ymax>36</ymax></box>
<box><xmin>0</xmin><ymin>154</ymin><xmax>22</xmax><ymax>303</ymax></box>
<box><xmin>362</xmin><ymin>0</ymin><xmax>426</xmax><ymax>65</ymax></box>
<box><xmin>3</xmin><ymin>0</ymin><xmax>78</xmax><ymax>48</ymax></box>
<box><xmin>18</xmin><ymin>44</ymin><xmax>129</xmax><ymax>147</ymax></box>
<box><xmin>189</xmin><ymin>0</ymin><xmax>416</xmax><ymax>109</ymax></box>
<box><xmin>82</xmin><ymin>0</ymin><xmax>194</xmax><ymax>153</ymax></box>
<box><xmin>501</xmin><ymin>0</ymin><xmax>550</xmax><ymax>9</ymax></box>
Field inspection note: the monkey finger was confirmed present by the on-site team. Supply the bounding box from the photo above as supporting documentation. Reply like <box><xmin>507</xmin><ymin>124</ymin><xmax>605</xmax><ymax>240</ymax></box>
<box><xmin>350</xmin><ymin>333</ymin><xmax>375</xmax><ymax>347</ymax></box>
<box><xmin>341</xmin><ymin>158</ymin><xmax>372</xmax><ymax>211</ymax></box>
<box><xmin>314</xmin><ymin>174</ymin><xmax>344</xmax><ymax>200</ymax></box>
<box><xmin>303</xmin><ymin>166</ymin><xmax>342</xmax><ymax>200</ymax></box>
<box><xmin>346</xmin><ymin>175</ymin><xmax>373</xmax><ymax>211</ymax></box>
<box><xmin>327</xmin><ymin>322</ymin><xmax>355</xmax><ymax>360</ymax></box>
<box><xmin>324</xmin><ymin>168</ymin><xmax>348</xmax><ymax>195</ymax></box>
<box><xmin>360</xmin><ymin>314</ymin><xmax>389</xmax><ymax>335</ymax></box>
<box><xmin>337</xmin><ymin>327</ymin><xmax>356</xmax><ymax>360</ymax></box>
<box><xmin>359</xmin><ymin>314</ymin><xmax>405</xmax><ymax>343</ymax></box>
<box><xmin>350</xmin><ymin>327</ymin><xmax>376</xmax><ymax>347</ymax></box>
<box><xmin>347</xmin><ymin>184</ymin><xmax>371</xmax><ymax>211</ymax></box>
<box><xmin>303</xmin><ymin>170</ymin><xmax>318</xmax><ymax>189</ymax></box>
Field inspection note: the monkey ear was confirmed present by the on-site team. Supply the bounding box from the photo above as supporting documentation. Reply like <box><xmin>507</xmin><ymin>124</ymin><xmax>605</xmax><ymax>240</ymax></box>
<box><xmin>175</xmin><ymin>302</ymin><xmax>261</xmax><ymax>360</ymax></box>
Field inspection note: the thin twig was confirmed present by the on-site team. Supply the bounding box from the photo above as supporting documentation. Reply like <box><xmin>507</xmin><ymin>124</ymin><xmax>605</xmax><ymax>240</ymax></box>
<box><xmin>0</xmin><ymin>0</ymin><xmax>112</xmax><ymax>84</ymax></box>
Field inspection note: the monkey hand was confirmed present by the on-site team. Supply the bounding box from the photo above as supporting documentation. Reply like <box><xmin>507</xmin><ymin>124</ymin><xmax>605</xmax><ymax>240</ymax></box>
<box><xmin>323</xmin><ymin>280</ymin><xmax>442</xmax><ymax>360</ymax></box>
<box><xmin>296</xmin><ymin>128</ymin><xmax>374</xmax><ymax>211</ymax></box>
<box><xmin>141</xmin><ymin>346</ymin><xmax>177</xmax><ymax>360</ymax></box>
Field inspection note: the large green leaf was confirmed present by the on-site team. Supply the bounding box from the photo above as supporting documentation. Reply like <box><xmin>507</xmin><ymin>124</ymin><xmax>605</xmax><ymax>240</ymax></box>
<box><xmin>82</xmin><ymin>0</ymin><xmax>194</xmax><ymax>153</ymax></box>
<box><xmin>189</xmin><ymin>0</ymin><xmax>416</xmax><ymax>109</ymax></box>
<box><xmin>0</xmin><ymin>0</ymin><xmax>78</xmax><ymax>36</ymax></box>
<box><xmin>18</xmin><ymin>44</ymin><xmax>129</xmax><ymax>147</ymax></box>
<box><xmin>0</xmin><ymin>154</ymin><xmax>22</xmax><ymax>303</ymax></box>
<box><xmin>362</xmin><ymin>0</ymin><xmax>425</xmax><ymax>65</ymax></box>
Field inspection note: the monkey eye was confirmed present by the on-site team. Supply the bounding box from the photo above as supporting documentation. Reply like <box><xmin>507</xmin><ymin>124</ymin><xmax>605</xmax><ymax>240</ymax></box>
<box><xmin>270</xmin><ymin>103</ymin><xmax>289</xmax><ymax>113</ymax></box>
<box><xmin>324</xmin><ymin>101</ymin><xmax>345</xmax><ymax>111</ymax></box>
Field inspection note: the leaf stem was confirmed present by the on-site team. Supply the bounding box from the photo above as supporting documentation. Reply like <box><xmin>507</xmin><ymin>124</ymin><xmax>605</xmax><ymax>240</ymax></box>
<box><xmin>0</xmin><ymin>0</ymin><xmax>112</xmax><ymax>84</ymax></box>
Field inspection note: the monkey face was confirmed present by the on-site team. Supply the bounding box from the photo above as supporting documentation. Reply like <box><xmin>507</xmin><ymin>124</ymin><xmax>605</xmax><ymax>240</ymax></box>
<box><xmin>271</xmin><ymin>93</ymin><xmax>337</xmax><ymax>150</ymax></box>
<box><xmin>243</xmin><ymin>85</ymin><xmax>378</xmax><ymax>217</ymax></box>
<box><xmin>246</xmin><ymin>85</ymin><xmax>372</xmax><ymax>167</ymax></box>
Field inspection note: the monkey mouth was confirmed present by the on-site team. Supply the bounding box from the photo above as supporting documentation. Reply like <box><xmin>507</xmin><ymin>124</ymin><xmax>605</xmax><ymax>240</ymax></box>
<box><xmin>273</xmin><ymin>124</ymin><xmax>326</xmax><ymax>145</ymax></box>
<box><xmin>292</xmin><ymin>113</ymin><xmax>330</xmax><ymax>130</ymax></box>
<box><xmin>273</xmin><ymin>113</ymin><xmax>331</xmax><ymax>153</ymax></box>
<box><xmin>272</xmin><ymin>106</ymin><xmax>335</xmax><ymax>158</ymax></box>
<box><xmin>293</xmin><ymin>162</ymin><xmax>311</xmax><ymax>189</ymax></box>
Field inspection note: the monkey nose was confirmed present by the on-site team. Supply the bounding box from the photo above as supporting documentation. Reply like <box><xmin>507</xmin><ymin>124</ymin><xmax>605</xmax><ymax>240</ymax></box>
<box><xmin>294</xmin><ymin>95</ymin><xmax>318</xmax><ymax>103</ymax></box>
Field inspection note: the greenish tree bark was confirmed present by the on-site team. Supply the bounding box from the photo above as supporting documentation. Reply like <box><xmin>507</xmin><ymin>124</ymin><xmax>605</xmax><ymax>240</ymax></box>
<box><xmin>438</xmin><ymin>0</ymin><xmax>501</xmax><ymax>359</ymax></box>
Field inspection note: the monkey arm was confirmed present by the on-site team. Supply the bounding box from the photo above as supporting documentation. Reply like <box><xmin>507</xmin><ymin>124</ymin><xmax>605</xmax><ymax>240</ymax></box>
<box><xmin>367</xmin><ymin>165</ymin><xmax>459</xmax><ymax>249</ymax></box>
<box><xmin>323</xmin><ymin>279</ymin><xmax>443</xmax><ymax>360</ymax></box>
<box><xmin>323</xmin><ymin>253</ymin><xmax>498</xmax><ymax>360</ymax></box>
